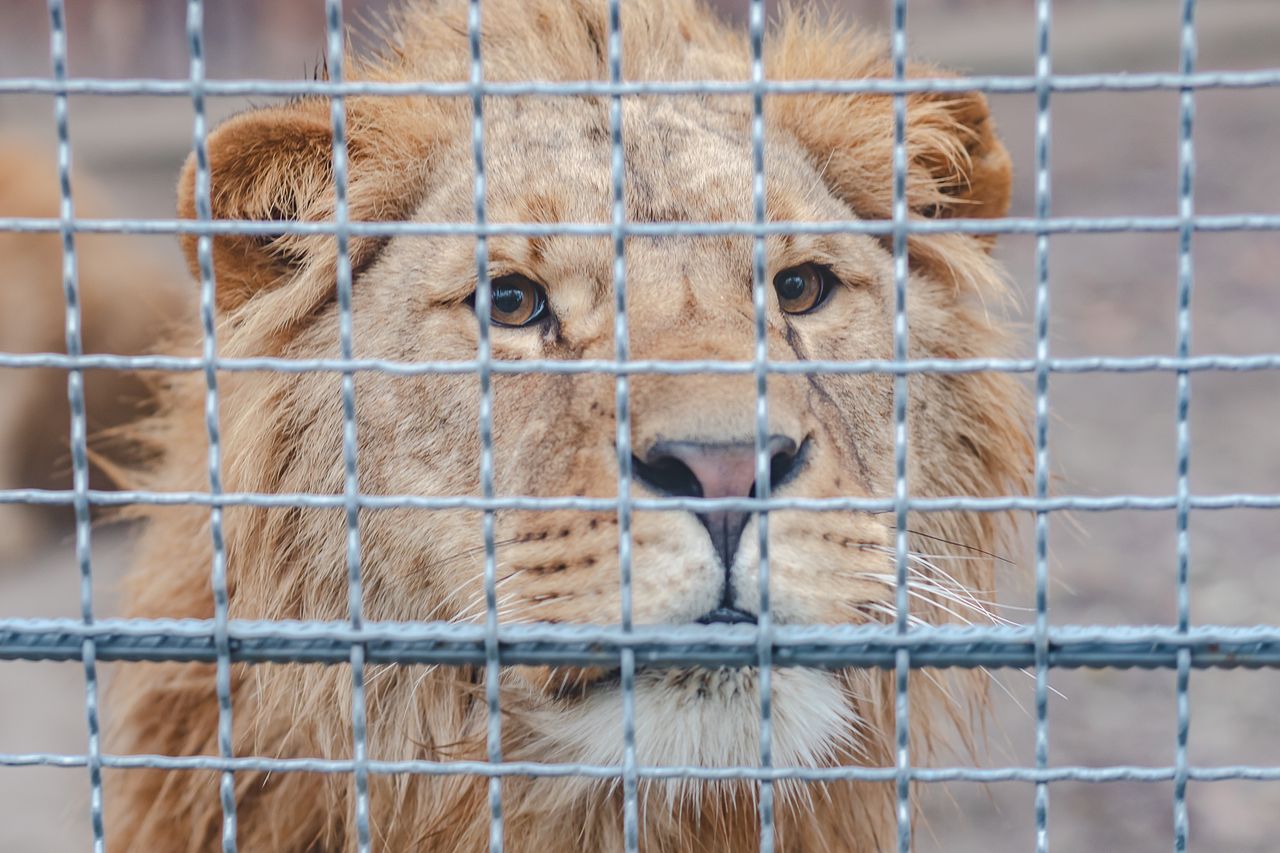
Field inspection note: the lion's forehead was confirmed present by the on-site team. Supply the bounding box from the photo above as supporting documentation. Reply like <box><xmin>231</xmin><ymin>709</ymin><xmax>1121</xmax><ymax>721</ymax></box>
<box><xmin>424</xmin><ymin>96</ymin><xmax>833</xmax><ymax>226</ymax></box>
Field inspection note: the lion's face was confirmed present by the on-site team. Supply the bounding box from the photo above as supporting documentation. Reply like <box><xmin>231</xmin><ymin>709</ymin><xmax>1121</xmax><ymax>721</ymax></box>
<box><xmin>130</xmin><ymin>0</ymin><xmax>1030</xmax><ymax>837</ymax></box>
<box><xmin>357</xmin><ymin>96</ymin><xmax>898</xmax><ymax>633</ymax></box>
<box><xmin>336</xmin><ymin>99</ymin><xmax>908</xmax><ymax>768</ymax></box>
<box><xmin>188</xmin><ymin>86</ymin><xmax>1023</xmax><ymax>776</ymax></box>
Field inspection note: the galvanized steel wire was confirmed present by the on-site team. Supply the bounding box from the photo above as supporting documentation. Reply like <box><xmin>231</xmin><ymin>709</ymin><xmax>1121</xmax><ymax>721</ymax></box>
<box><xmin>1</xmin><ymin>0</ymin><xmax>1278</xmax><ymax>850</ymax></box>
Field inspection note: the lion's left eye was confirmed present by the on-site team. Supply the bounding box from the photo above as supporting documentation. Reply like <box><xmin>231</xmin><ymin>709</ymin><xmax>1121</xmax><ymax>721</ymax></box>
<box><xmin>773</xmin><ymin>263</ymin><xmax>836</xmax><ymax>315</ymax></box>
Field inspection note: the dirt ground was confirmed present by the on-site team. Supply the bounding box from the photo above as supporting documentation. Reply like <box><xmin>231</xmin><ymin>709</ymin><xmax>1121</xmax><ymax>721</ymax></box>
<box><xmin>1</xmin><ymin>0</ymin><xmax>1278</xmax><ymax>850</ymax></box>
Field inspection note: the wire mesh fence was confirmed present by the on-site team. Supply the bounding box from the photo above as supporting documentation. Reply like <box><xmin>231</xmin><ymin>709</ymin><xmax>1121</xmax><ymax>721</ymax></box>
<box><xmin>0</xmin><ymin>0</ymin><xmax>1278</xmax><ymax>850</ymax></box>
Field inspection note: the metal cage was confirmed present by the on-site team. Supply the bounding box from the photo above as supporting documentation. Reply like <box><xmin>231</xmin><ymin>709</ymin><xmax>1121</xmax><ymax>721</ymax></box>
<box><xmin>2</xmin><ymin>1</ymin><xmax>1280</xmax><ymax>851</ymax></box>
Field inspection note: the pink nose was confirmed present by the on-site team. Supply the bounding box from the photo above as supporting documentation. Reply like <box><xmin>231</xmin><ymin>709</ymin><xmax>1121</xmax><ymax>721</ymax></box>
<box><xmin>633</xmin><ymin>436</ymin><xmax>802</xmax><ymax>570</ymax></box>
<box><xmin>661</xmin><ymin>442</ymin><xmax>759</xmax><ymax>501</ymax></box>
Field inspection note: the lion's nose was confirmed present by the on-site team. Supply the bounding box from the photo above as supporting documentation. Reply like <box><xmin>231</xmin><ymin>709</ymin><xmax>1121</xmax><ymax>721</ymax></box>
<box><xmin>632</xmin><ymin>435</ymin><xmax>802</xmax><ymax>570</ymax></box>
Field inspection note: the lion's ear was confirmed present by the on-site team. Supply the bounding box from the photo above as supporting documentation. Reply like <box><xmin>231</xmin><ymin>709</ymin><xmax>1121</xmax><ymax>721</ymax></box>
<box><xmin>915</xmin><ymin>90</ymin><xmax>1012</xmax><ymax>223</ymax></box>
<box><xmin>177</xmin><ymin>98</ymin><xmax>439</xmax><ymax>316</ymax></box>
<box><xmin>768</xmin><ymin>18</ymin><xmax>1012</xmax><ymax>241</ymax></box>
<box><xmin>177</xmin><ymin>101</ymin><xmax>343</xmax><ymax>312</ymax></box>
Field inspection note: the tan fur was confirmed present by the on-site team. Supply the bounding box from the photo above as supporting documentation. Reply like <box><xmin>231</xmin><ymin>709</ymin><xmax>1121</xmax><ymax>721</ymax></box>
<box><xmin>0</xmin><ymin>138</ymin><xmax>187</xmax><ymax>559</ymax></box>
<box><xmin>106</xmin><ymin>1</ymin><xmax>1031</xmax><ymax>850</ymax></box>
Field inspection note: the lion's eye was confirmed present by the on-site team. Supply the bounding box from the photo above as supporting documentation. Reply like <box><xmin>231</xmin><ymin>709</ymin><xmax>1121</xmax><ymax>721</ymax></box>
<box><xmin>773</xmin><ymin>263</ymin><xmax>835</xmax><ymax>315</ymax></box>
<box><xmin>483</xmin><ymin>274</ymin><xmax>549</xmax><ymax>327</ymax></box>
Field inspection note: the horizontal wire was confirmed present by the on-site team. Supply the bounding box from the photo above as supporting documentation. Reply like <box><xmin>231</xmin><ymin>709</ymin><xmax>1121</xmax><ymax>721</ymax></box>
<box><xmin>0</xmin><ymin>68</ymin><xmax>1277</xmax><ymax>97</ymax></box>
<box><xmin>8</xmin><ymin>618</ymin><xmax>1280</xmax><ymax>644</ymax></box>
<box><xmin>3</xmin><ymin>619</ymin><xmax>1280</xmax><ymax>669</ymax></box>
<box><xmin>0</xmin><ymin>751</ymin><xmax>1277</xmax><ymax>784</ymax></box>
<box><xmin>1</xmin><ymin>488</ymin><xmax>1276</xmax><ymax>512</ymax></box>
<box><xmin>1</xmin><ymin>213</ymin><xmax>1278</xmax><ymax>237</ymax></box>
<box><xmin>1</xmin><ymin>352</ymin><xmax>1278</xmax><ymax>375</ymax></box>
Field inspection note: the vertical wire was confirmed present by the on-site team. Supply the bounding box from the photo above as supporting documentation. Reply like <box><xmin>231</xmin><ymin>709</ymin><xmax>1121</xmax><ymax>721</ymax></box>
<box><xmin>604</xmin><ymin>1</ymin><xmax>640</xmax><ymax>850</ymax></box>
<box><xmin>323</xmin><ymin>1</ymin><xmax>371</xmax><ymax>849</ymax></box>
<box><xmin>1032</xmin><ymin>0</ymin><xmax>1053</xmax><ymax>850</ymax></box>
<box><xmin>186</xmin><ymin>1</ymin><xmax>237</xmax><ymax>849</ymax></box>
<box><xmin>467</xmin><ymin>2</ymin><xmax>505</xmax><ymax>849</ymax></box>
<box><xmin>889</xmin><ymin>0</ymin><xmax>911</xmax><ymax>849</ymax></box>
<box><xmin>45</xmin><ymin>2</ymin><xmax>104</xmax><ymax>849</ymax></box>
<box><xmin>1173</xmin><ymin>1</ymin><xmax>1198</xmax><ymax>849</ymax></box>
<box><xmin>747</xmin><ymin>1</ymin><xmax>774</xmax><ymax>850</ymax></box>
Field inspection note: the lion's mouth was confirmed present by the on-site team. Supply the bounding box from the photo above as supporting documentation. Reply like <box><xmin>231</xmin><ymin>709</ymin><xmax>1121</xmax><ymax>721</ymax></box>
<box><xmin>569</xmin><ymin>664</ymin><xmax>760</xmax><ymax>699</ymax></box>
<box><xmin>695</xmin><ymin>606</ymin><xmax>757</xmax><ymax>625</ymax></box>
<box><xmin>551</xmin><ymin>610</ymin><xmax>759</xmax><ymax>699</ymax></box>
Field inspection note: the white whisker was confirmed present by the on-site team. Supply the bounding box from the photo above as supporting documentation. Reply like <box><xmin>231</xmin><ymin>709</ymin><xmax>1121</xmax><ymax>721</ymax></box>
<box><xmin>853</xmin><ymin>571</ymin><xmax>1018</xmax><ymax>627</ymax></box>
<box><xmin>429</xmin><ymin>563</ymin><xmax>524</xmax><ymax>622</ymax></box>
<box><xmin>1015</xmin><ymin>666</ymin><xmax>1068</xmax><ymax>700</ymax></box>
<box><xmin>981</xmin><ymin>665</ymin><xmax>1030</xmax><ymax>718</ymax></box>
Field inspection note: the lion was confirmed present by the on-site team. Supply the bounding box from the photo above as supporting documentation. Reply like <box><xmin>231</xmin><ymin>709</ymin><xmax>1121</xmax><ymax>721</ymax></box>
<box><xmin>0</xmin><ymin>138</ymin><xmax>186</xmax><ymax>560</ymax></box>
<box><xmin>105</xmin><ymin>0</ymin><xmax>1031</xmax><ymax>849</ymax></box>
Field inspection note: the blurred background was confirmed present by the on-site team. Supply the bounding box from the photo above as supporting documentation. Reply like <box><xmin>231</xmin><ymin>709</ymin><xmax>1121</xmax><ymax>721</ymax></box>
<box><xmin>1</xmin><ymin>0</ymin><xmax>1277</xmax><ymax>850</ymax></box>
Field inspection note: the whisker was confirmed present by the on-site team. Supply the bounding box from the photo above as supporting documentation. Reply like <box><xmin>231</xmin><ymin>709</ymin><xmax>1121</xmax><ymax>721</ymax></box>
<box><xmin>917</xmin><ymin>667</ymin><xmax>969</xmax><ymax>717</ymax></box>
<box><xmin>452</xmin><ymin>586</ymin><xmax>524</xmax><ymax>624</ymax></box>
<box><xmin>980</xmin><ymin>666</ymin><xmax>1031</xmax><ymax>718</ymax></box>
<box><xmin>851</xmin><ymin>601</ymin><xmax>929</xmax><ymax>629</ymax></box>
<box><xmin>853</xmin><ymin>546</ymin><xmax>1028</xmax><ymax>623</ymax></box>
<box><xmin>904</xmin><ymin>563</ymin><xmax>1025</xmax><ymax>623</ymax></box>
<box><xmin>904</xmin><ymin>527</ymin><xmax>1016</xmax><ymax>565</ymax></box>
<box><xmin>458</xmin><ymin>570</ymin><xmax>532</xmax><ymax>615</ymax></box>
<box><xmin>902</xmin><ymin>552</ymin><xmax>993</xmax><ymax>562</ymax></box>
<box><xmin>851</xmin><ymin>571</ymin><xmax>1017</xmax><ymax>627</ymax></box>
<box><xmin>428</xmin><ymin>562</ymin><xmax>523</xmax><ymax>622</ymax></box>
<box><xmin>1014</xmin><ymin>666</ymin><xmax>1068</xmax><ymax>701</ymax></box>
<box><xmin>862</xmin><ymin>544</ymin><xmax>993</xmax><ymax>600</ymax></box>
<box><xmin>419</xmin><ymin>537</ymin><xmax>524</xmax><ymax>576</ymax></box>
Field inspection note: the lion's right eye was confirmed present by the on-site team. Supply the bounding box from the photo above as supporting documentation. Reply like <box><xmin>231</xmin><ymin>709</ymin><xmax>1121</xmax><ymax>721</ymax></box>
<box><xmin>773</xmin><ymin>263</ymin><xmax>835</xmax><ymax>315</ymax></box>
<box><xmin>478</xmin><ymin>274</ymin><xmax>549</xmax><ymax>328</ymax></box>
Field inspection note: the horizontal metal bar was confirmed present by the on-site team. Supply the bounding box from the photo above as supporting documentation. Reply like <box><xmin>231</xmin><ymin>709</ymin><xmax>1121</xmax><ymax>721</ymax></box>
<box><xmin>1</xmin><ymin>487</ymin><xmax>1278</xmax><ymax>512</ymax></box>
<box><xmin>0</xmin><ymin>69</ymin><xmax>1277</xmax><ymax>98</ymax></box>
<box><xmin>2</xmin><ymin>352</ymin><xmax>1279</xmax><ymax>376</ymax></box>
<box><xmin>1</xmin><ymin>213</ymin><xmax>1279</xmax><ymax>238</ymax></box>
<box><xmin>0</xmin><ymin>750</ymin><xmax>1277</xmax><ymax>784</ymax></box>
<box><xmin>3</xmin><ymin>620</ymin><xmax>1278</xmax><ymax>669</ymax></box>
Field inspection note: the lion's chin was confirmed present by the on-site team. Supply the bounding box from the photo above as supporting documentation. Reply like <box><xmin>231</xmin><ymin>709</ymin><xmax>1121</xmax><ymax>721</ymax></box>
<box><xmin>521</xmin><ymin>667</ymin><xmax>862</xmax><ymax>789</ymax></box>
